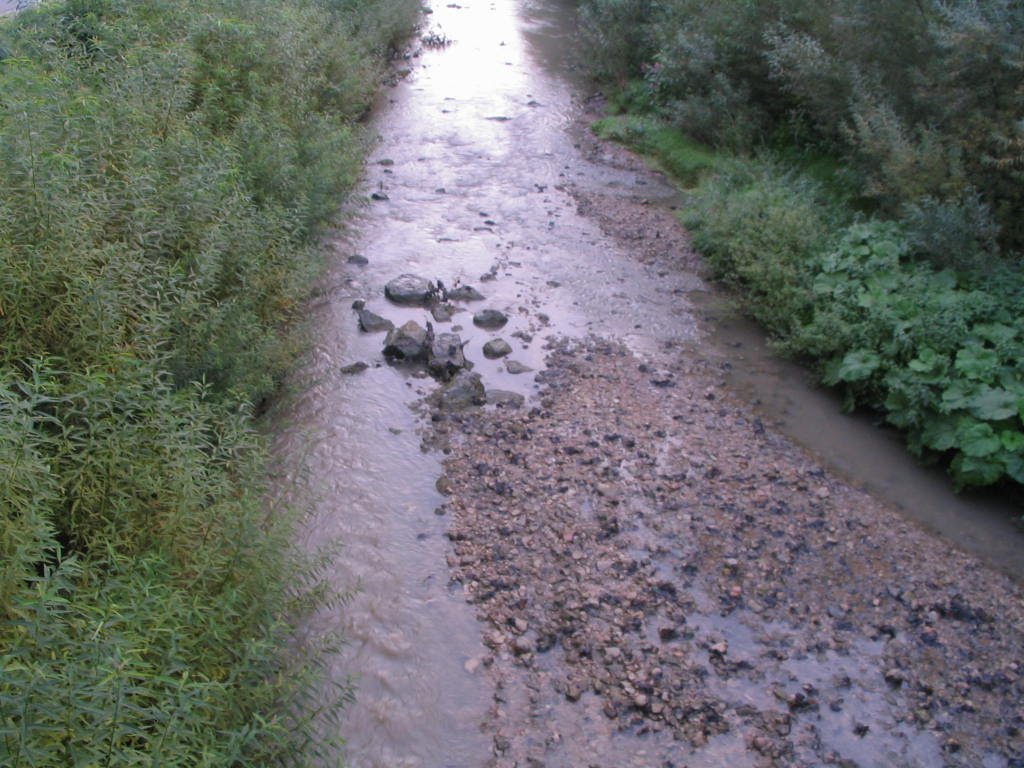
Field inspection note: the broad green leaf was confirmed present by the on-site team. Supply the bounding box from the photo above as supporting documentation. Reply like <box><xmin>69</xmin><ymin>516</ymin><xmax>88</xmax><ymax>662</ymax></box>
<box><xmin>1001</xmin><ymin>430</ymin><xmax>1024</xmax><ymax>452</ymax></box>
<box><xmin>966</xmin><ymin>386</ymin><xmax>1019</xmax><ymax>421</ymax></box>
<box><xmin>921</xmin><ymin>416</ymin><xmax>958</xmax><ymax>452</ymax></box>
<box><xmin>1004</xmin><ymin>453</ymin><xmax>1024</xmax><ymax>485</ymax></box>
<box><xmin>952</xmin><ymin>454</ymin><xmax>1005</xmax><ymax>487</ymax></box>
<box><xmin>973</xmin><ymin>323</ymin><xmax>1017</xmax><ymax>346</ymax></box>
<box><xmin>955</xmin><ymin>419</ymin><xmax>1001</xmax><ymax>457</ymax></box>
<box><xmin>954</xmin><ymin>345</ymin><xmax>999</xmax><ymax>380</ymax></box>
<box><xmin>941</xmin><ymin>381</ymin><xmax>980</xmax><ymax>412</ymax></box>
<box><xmin>833</xmin><ymin>349</ymin><xmax>881</xmax><ymax>383</ymax></box>
<box><xmin>907</xmin><ymin>348</ymin><xmax>949</xmax><ymax>382</ymax></box>
<box><xmin>884</xmin><ymin>388</ymin><xmax>918</xmax><ymax>428</ymax></box>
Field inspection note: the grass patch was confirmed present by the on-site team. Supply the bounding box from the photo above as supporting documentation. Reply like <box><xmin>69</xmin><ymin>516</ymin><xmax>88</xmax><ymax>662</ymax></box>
<box><xmin>591</xmin><ymin>114</ymin><xmax>721</xmax><ymax>187</ymax></box>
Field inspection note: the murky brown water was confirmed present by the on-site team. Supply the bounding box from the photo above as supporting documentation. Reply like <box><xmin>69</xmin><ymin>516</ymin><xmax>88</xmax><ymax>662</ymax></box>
<box><xmin>268</xmin><ymin>0</ymin><xmax>1023</xmax><ymax>765</ymax></box>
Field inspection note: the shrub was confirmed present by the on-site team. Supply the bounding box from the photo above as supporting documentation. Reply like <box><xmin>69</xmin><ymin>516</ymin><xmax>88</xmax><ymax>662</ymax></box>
<box><xmin>682</xmin><ymin>159</ymin><xmax>839</xmax><ymax>336</ymax></box>
<box><xmin>0</xmin><ymin>0</ymin><xmax>418</xmax><ymax>761</ymax></box>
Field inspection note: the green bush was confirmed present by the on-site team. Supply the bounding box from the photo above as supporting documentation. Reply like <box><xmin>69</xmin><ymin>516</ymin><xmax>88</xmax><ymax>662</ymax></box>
<box><xmin>794</xmin><ymin>224</ymin><xmax>1024</xmax><ymax>489</ymax></box>
<box><xmin>0</xmin><ymin>0</ymin><xmax>417</xmax><ymax>762</ymax></box>
<box><xmin>682</xmin><ymin>159</ymin><xmax>839</xmax><ymax>336</ymax></box>
<box><xmin>577</xmin><ymin>0</ymin><xmax>1024</xmax><ymax>258</ymax></box>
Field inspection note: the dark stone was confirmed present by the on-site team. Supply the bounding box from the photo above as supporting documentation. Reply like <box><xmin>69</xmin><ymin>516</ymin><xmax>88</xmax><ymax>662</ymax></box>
<box><xmin>385</xmin><ymin>274</ymin><xmax>435</xmax><ymax>306</ymax></box>
<box><xmin>427</xmin><ymin>333</ymin><xmax>468</xmax><ymax>381</ymax></box>
<box><xmin>505</xmin><ymin>360</ymin><xmax>533</xmax><ymax>375</ymax></box>
<box><xmin>431</xmin><ymin>303</ymin><xmax>457</xmax><ymax>322</ymax></box>
<box><xmin>340</xmin><ymin>362</ymin><xmax>369</xmax><ymax>375</ymax></box>
<box><xmin>383</xmin><ymin>321</ymin><xmax>429</xmax><ymax>361</ymax></box>
<box><xmin>473</xmin><ymin>309</ymin><xmax>508</xmax><ymax>329</ymax></box>
<box><xmin>486</xmin><ymin>389</ymin><xmax>525</xmax><ymax>408</ymax></box>
<box><xmin>358</xmin><ymin>309</ymin><xmax>394</xmax><ymax>333</ymax></box>
<box><xmin>439</xmin><ymin>371</ymin><xmax>486</xmax><ymax>410</ymax></box>
<box><xmin>448</xmin><ymin>285</ymin><xmax>486</xmax><ymax>302</ymax></box>
<box><xmin>483</xmin><ymin>338</ymin><xmax>513</xmax><ymax>359</ymax></box>
<box><xmin>370</xmin><ymin>191</ymin><xmax>389</xmax><ymax>201</ymax></box>
<box><xmin>347</xmin><ymin>254</ymin><xmax>369</xmax><ymax>266</ymax></box>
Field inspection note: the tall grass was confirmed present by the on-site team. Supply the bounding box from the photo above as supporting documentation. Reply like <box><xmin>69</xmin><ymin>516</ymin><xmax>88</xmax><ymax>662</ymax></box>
<box><xmin>0</xmin><ymin>0</ymin><xmax>419</xmax><ymax>762</ymax></box>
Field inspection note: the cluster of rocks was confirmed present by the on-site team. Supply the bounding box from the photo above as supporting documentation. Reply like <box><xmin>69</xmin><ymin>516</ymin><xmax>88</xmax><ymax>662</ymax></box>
<box><xmin>351</xmin><ymin>273</ymin><xmax>523</xmax><ymax>408</ymax></box>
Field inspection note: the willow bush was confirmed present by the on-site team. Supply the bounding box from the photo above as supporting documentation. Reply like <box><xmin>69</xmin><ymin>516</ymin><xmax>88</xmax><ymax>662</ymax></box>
<box><xmin>0</xmin><ymin>0</ymin><xmax>418</xmax><ymax>762</ymax></box>
<box><xmin>579</xmin><ymin>0</ymin><xmax>1024</xmax><ymax>258</ymax></box>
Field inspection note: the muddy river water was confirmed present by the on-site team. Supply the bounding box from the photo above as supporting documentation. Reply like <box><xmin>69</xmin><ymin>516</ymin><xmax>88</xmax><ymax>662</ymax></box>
<box><xmin>268</xmin><ymin>1</ymin><xmax>1023</xmax><ymax>766</ymax></box>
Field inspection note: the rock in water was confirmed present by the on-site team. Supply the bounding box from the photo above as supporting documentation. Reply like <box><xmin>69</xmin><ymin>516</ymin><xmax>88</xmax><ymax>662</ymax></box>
<box><xmin>431</xmin><ymin>303</ymin><xmax>457</xmax><ymax>322</ymax></box>
<box><xmin>427</xmin><ymin>333</ymin><xmax>467</xmax><ymax>381</ymax></box>
<box><xmin>358</xmin><ymin>309</ymin><xmax>394</xmax><ymax>333</ymax></box>
<box><xmin>385</xmin><ymin>274</ymin><xmax>435</xmax><ymax>306</ymax></box>
<box><xmin>439</xmin><ymin>370</ymin><xmax>486</xmax><ymax>410</ymax></box>
<box><xmin>486</xmin><ymin>389</ymin><xmax>525</xmax><ymax>408</ymax></box>
<box><xmin>448</xmin><ymin>285</ymin><xmax>486</xmax><ymax>302</ymax></box>
<box><xmin>383</xmin><ymin>321</ymin><xmax>429</xmax><ymax>361</ymax></box>
<box><xmin>473</xmin><ymin>309</ymin><xmax>508</xmax><ymax>329</ymax></box>
<box><xmin>483</xmin><ymin>338</ymin><xmax>512</xmax><ymax>359</ymax></box>
<box><xmin>340</xmin><ymin>362</ymin><xmax>369</xmax><ymax>375</ymax></box>
<box><xmin>505</xmin><ymin>360</ymin><xmax>533</xmax><ymax>374</ymax></box>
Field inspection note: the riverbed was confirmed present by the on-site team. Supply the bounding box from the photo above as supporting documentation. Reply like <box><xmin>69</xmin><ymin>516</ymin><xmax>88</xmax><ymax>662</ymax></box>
<box><xmin>270</xmin><ymin>0</ymin><xmax>1024</xmax><ymax>765</ymax></box>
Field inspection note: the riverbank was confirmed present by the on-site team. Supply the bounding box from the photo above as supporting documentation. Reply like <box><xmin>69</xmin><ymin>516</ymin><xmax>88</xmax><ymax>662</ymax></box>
<box><xmin>0</xmin><ymin>0</ymin><xmax>418</xmax><ymax>762</ymax></box>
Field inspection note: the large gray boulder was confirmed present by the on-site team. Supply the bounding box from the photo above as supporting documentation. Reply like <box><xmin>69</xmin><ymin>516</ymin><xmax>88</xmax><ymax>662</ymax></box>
<box><xmin>447</xmin><ymin>285</ymin><xmax>486</xmax><ymax>302</ymax></box>
<box><xmin>383</xmin><ymin>321</ymin><xmax>429</xmax><ymax>361</ymax></box>
<box><xmin>483</xmin><ymin>338</ymin><xmax>512</xmax><ymax>359</ymax></box>
<box><xmin>385</xmin><ymin>274</ymin><xmax>435</xmax><ymax>306</ymax></box>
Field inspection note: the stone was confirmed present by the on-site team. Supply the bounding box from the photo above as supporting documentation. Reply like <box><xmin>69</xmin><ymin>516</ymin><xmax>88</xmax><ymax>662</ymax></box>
<box><xmin>427</xmin><ymin>332</ymin><xmax>468</xmax><ymax>381</ymax></box>
<box><xmin>347</xmin><ymin>254</ymin><xmax>369</xmax><ymax>266</ymax></box>
<box><xmin>340</xmin><ymin>362</ymin><xmax>369</xmax><ymax>375</ymax></box>
<box><xmin>385</xmin><ymin>274</ymin><xmax>435</xmax><ymax>306</ymax></box>
<box><xmin>473</xmin><ymin>309</ymin><xmax>508</xmax><ymax>329</ymax></box>
<box><xmin>448</xmin><ymin>285</ymin><xmax>486</xmax><ymax>302</ymax></box>
<box><xmin>383</xmin><ymin>320</ymin><xmax>429</xmax><ymax>361</ymax></box>
<box><xmin>439</xmin><ymin>371</ymin><xmax>486</xmax><ymax>410</ymax></box>
<box><xmin>357</xmin><ymin>309</ymin><xmax>394</xmax><ymax>333</ymax></box>
<box><xmin>483</xmin><ymin>338</ymin><xmax>513</xmax><ymax>359</ymax></box>
<box><xmin>431</xmin><ymin>303</ymin><xmax>457</xmax><ymax>322</ymax></box>
<box><xmin>486</xmin><ymin>390</ymin><xmax>525</xmax><ymax>408</ymax></box>
<box><xmin>505</xmin><ymin>360</ymin><xmax>533</xmax><ymax>375</ymax></box>
<box><xmin>512</xmin><ymin>635</ymin><xmax>534</xmax><ymax>655</ymax></box>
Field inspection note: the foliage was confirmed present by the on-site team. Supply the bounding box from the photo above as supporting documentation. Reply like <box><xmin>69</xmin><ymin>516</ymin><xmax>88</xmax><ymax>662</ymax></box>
<box><xmin>577</xmin><ymin>0</ymin><xmax>1024</xmax><ymax>258</ymax></box>
<box><xmin>682</xmin><ymin>158</ymin><xmax>840</xmax><ymax>335</ymax></box>
<box><xmin>681</xmin><ymin>166</ymin><xmax>1024</xmax><ymax>490</ymax></box>
<box><xmin>0</xmin><ymin>0</ymin><xmax>418</xmax><ymax>762</ymax></box>
<box><xmin>581</xmin><ymin>0</ymin><xmax>1024</xmax><ymax>491</ymax></box>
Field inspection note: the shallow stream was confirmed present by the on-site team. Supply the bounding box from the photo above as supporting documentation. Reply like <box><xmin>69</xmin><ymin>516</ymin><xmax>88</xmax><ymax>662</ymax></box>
<box><xmin>269</xmin><ymin>1</ymin><xmax>1023</xmax><ymax>765</ymax></box>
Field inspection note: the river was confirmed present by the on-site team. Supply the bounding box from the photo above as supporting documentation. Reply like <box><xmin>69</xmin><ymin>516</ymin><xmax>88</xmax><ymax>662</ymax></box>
<box><xmin>269</xmin><ymin>0</ymin><xmax>1023</xmax><ymax>765</ymax></box>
